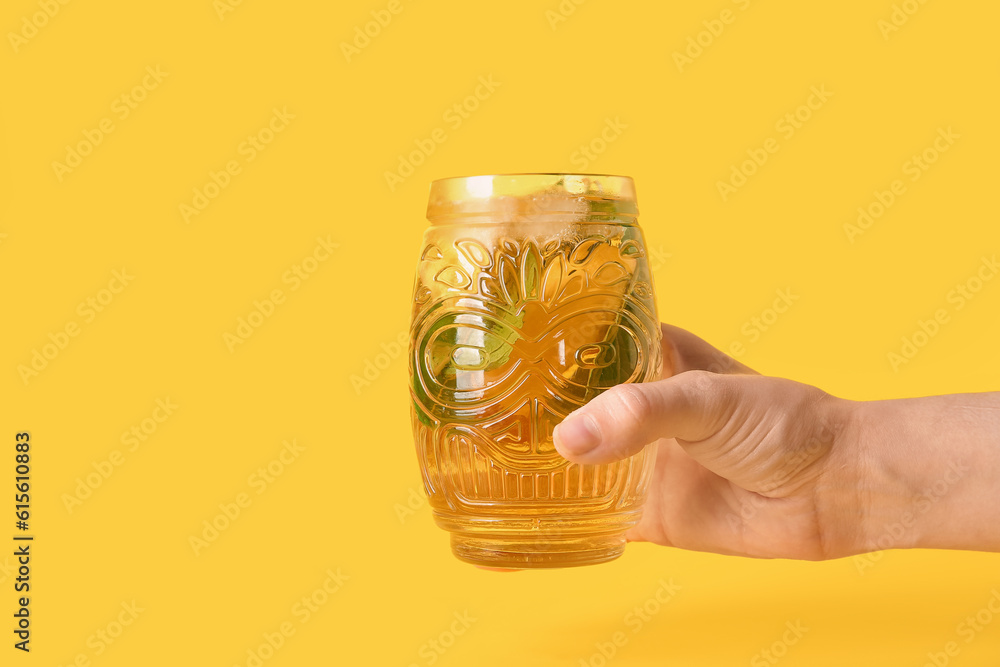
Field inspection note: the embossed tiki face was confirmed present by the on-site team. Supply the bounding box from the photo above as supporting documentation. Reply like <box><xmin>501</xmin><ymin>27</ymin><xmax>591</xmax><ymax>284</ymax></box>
<box><xmin>411</xmin><ymin>175</ymin><xmax>660</xmax><ymax>566</ymax></box>
<box><xmin>410</xmin><ymin>233</ymin><xmax>659</xmax><ymax>485</ymax></box>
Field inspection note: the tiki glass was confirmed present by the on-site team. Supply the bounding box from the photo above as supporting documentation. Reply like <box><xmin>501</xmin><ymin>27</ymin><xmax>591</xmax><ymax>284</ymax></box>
<box><xmin>408</xmin><ymin>174</ymin><xmax>661</xmax><ymax>568</ymax></box>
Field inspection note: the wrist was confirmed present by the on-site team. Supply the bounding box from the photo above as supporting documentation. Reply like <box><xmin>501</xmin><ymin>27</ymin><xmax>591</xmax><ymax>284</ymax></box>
<box><xmin>835</xmin><ymin>394</ymin><xmax>998</xmax><ymax>555</ymax></box>
<box><xmin>834</xmin><ymin>399</ymin><xmax>927</xmax><ymax>555</ymax></box>
<box><xmin>813</xmin><ymin>395</ymin><xmax>887</xmax><ymax>558</ymax></box>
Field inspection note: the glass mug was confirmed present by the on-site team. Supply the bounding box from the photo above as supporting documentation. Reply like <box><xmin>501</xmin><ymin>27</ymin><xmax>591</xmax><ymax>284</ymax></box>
<box><xmin>408</xmin><ymin>173</ymin><xmax>661</xmax><ymax>568</ymax></box>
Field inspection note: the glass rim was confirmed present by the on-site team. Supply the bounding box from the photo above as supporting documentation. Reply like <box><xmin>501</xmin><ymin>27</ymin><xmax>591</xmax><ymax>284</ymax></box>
<box><xmin>426</xmin><ymin>173</ymin><xmax>638</xmax><ymax>223</ymax></box>
<box><xmin>429</xmin><ymin>171</ymin><xmax>634</xmax><ymax>183</ymax></box>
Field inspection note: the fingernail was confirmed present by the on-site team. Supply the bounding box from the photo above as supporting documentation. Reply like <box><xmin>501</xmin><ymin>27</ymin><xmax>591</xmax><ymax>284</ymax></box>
<box><xmin>554</xmin><ymin>413</ymin><xmax>601</xmax><ymax>456</ymax></box>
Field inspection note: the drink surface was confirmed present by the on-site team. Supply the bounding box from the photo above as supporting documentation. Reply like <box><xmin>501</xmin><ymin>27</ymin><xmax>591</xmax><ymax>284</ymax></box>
<box><xmin>409</xmin><ymin>222</ymin><xmax>661</xmax><ymax>567</ymax></box>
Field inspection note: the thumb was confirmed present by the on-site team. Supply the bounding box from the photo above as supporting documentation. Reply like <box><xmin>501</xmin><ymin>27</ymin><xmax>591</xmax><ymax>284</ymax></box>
<box><xmin>553</xmin><ymin>371</ymin><xmax>735</xmax><ymax>465</ymax></box>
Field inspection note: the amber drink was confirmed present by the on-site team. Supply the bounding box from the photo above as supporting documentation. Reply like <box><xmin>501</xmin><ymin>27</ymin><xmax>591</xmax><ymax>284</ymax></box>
<box><xmin>409</xmin><ymin>174</ymin><xmax>661</xmax><ymax>568</ymax></box>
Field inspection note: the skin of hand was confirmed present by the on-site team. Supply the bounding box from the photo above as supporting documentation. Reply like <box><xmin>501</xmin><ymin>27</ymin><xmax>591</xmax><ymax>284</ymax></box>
<box><xmin>552</xmin><ymin>324</ymin><xmax>1000</xmax><ymax>560</ymax></box>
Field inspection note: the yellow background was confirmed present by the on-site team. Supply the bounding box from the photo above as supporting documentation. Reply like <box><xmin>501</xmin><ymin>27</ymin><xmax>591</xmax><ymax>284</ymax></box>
<box><xmin>2</xmin><ymin>0</ymin><xmax>998</xmax><ymax>665</ymax></box>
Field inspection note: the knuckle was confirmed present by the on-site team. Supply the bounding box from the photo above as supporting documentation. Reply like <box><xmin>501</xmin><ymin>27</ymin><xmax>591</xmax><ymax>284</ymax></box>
<box><xmin>680</xmin><ymin>370</ymin><xmax>734</xmax><ymax>422</ymax></box>
<box><xmin>608</xmin><ymin>383</ymin><xmax>652</xmax><ymax>425</ymax></box>
<box><xmin>682</xmin><ymin>369</ymin><xmax>719</xmax><ymax>395</ymax></box>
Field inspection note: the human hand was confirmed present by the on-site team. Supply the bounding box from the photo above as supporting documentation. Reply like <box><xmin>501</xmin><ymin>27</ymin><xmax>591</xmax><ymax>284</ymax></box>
<box><xmin>553</xmin><ymin>324</ymin><xmax>1000</xmax><ymax>559</ymax></box>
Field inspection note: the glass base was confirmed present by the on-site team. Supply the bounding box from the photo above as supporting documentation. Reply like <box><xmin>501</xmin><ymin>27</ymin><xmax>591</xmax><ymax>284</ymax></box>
<box><xmin>450</xmin><ymin>532</ymin><xmax>626</xmax><ymax>569</ymax></box>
